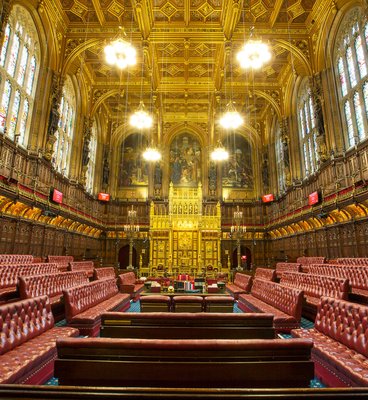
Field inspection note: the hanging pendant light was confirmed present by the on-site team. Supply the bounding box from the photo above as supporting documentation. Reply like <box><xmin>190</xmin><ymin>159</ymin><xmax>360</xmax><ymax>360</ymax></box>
<box><xmin>219</xmin><ymin>102</ymin><xmax>243</xmax><ymax>130</ymax></box>
<box><xmin>143</xmin><ymin>146</ymin><xmax>161</xmax><ymax>162</ymax></box>
<box><xmin>130</xmin><ymin>101</ymin><xmax>153</xmax><ymax>130</ymax></box>
<box><xmin>210</xmin><ymin>141</ymin><xmax>229</xmax><ymax>161</ymax></box>
<box><xmin>104</xmin><ymin>27</ymin><xmax>137</xmax><ymax>69</ymax></box>
<box><xmin>237</xmin><ymin>39</ymin><xmax>271</xmax><ymax>70</ymax></box>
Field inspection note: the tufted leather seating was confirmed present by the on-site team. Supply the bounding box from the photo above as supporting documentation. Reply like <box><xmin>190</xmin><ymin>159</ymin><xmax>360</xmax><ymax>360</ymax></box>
<box><xmin>280</xmin><ymin>272</ymin><xmax>349</xmax><ymax>320</ymax></box>
<box><xmin>292</xmin><ymin>297</ymin><xmax>368</xmax><ymax>387</ymax></box>
<box><xmin>18</xmin><ymin>271</ymin><xmax>89</xmax><ymax>321</ymax></box>
<box><xmin>254</xmin><ymin>267</ymin><xmax>276</xmax><ymax>281</ymax></box>
<box><xmin>308</xmin><ymin>263</ymin><xmax>368</xmax><ymax>302</ymax></box>
<box><xmin>68</xmin><ymin>261</ymin><xmax>94</xmax><ymax>278</ymax></box>
<box><xmin>47</xmin><ymin>256</ymin><xmax>74</xmax><ymax>272</ymax></box>
<box><xmin>55</xmin><ymin>337</ymin><xmax>314</xmax><ymax>388</ymax></box>
<box><xmin>226</xmin><ymin>272</ymin><xmax>253</xmax><ymax>300</ymax></box>
<box><xmin>93</xmin><ymin>267</ymin><xmax>116</xmax><ymax>280</ymax></box>
<box><xmin>0</xmin><ymin>254</ymin><xmax>34</xmax><ymax>264</ymax></box>
<box><xmin>275</xmin><ymin>262</ymin><xmax>302</xmax><ymax>279</ymax></box>
<box><xmin>238</xmin><ymin>278</ymin><xmax>303</xmax><ymax>333</ymax></box>
<box><xmin>118</xmin><ymin>271</ymin><xmax>144</xmax><ymax>301</ymax></box>
<box><xmin>0</xmin><ymin>263</ymin><xmax>59</xmax><ymax>302</ymax></box>
<box><xmin>0</xmin><ymin>296</ymin><xmax>79</xmax><ymax>384</ymax></box>
<box><xmin>63</xmin><ymin>278</ymin><xmax>130</xmax><ymax>336</ymax></box>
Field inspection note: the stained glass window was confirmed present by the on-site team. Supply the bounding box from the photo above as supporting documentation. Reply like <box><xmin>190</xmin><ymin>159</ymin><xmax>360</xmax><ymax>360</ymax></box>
<box><xmin>7</xmin><ymin>33</ymin><xmax>19</xmax><ymax>77</ymax></box>
<box><xmin>8</xmin><ymin>90</ymin><xmax>21</xmax><ymax>139</ymax></box>
<box><xmin>26</xmin><ymin>56</ymin><xmax>36</xmax><ymax>95</ymax></box>
<box><xmin>0</xmin><ymin>5</ymin><xmax>40</xmax><ymax>145</ymax></box>
<box><xmin>0</xmin><ymin>24</ymin><xmax>10</xmax><ymax>67</ymax></box>
<box><xmin>335</xmin><ymin>9</ymin><xmax>368</xmax><ymax>148</ymax></box>
<box><xmin>53</xmin><ymin>75</ymin><xmax>76</xmax><ymax>175</ymax></box>
<box><xmin>17</xmin><ymin>46</ymin><xmax>28</xmax><ymax>85</ymax></box>
<box><xmin>86</xmin><ymin>122</ymin><xmax>98</xmax><ymax>193</ymax></box>
<box><xmin>298</xmin><ymin>79</ymin><xmax>318</xmax><ymax>177</ymax></box>
<box><xmin>19</xmin><ymin>98</ymin><xmax>29</xmax><ymax>145</ymax></box>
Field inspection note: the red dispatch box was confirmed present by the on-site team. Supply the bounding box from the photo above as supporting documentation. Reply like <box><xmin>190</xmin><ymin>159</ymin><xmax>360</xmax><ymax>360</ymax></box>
<box><xmin>207</xmin><ymin>286</ymin><xmax>219</xmax><ymax>293</ymax></box>
<box><xmin>151</xmin><ymin>285</ymin><xmax>161</xmax><ymax>293</ymax></box>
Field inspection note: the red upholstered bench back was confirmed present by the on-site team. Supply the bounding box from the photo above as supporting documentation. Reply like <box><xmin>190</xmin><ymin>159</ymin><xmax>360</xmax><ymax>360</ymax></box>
<box><xmin>233</xmin><ymin>272</ymin><xmax>253</xmax><ymax>291</ymax></box>
<box><xmin>275</xmin><ymin>263</ymin><xmax>301</xmax><ymax>276</ymax></box>
<box><xmin>296</xmin><ymin>256</ymin><xmax>326</xmax><ymax>265</ymax></box>
<box><xmin>118</xmin><ymin>271</ymin><xmax>136</xmax><ymax>285</ymax></box>
<box><xmin>0</xmin><ymin>296</ymin><xmax>54</xmax><ymax>355</ymax></box>
<box><xmin>254</xmin><ymin>268</ymin><xmax>276</xmax><ymax>281</ymax></box>
<box><xmin>0</xmin><ymin>254</ymin><xmax>34</xmax><ymax>265</ymax></box>
<box><xmin>280</xmin><ymin>272</ymin><xmax>349</xmax><ymax>300</ymax></box>
<box><xmin>94</xmin><ymin>267</ymin><xmax>116</xmax><ymax>280</ymax></box>
<box><xmin>336</xmin><ymin>257</ymin><xmax>368</xmax><ymax>266</ymax></box>
<box><xmin>315</xmin><ymin>297</ymin><xmax>368</xmax><ymax>357</ymax></box>
<box><xmin>0</xmin><ymin>263</ymin><xmax>59</xmax><ymax>289</ymax></box>
<box><xmin>251</xmin><ymin>278</ymin><xmax>303</xmax><ymax>321</ymax></box>
<box><xmin>19</xmin><ymin>271</ymin><xmax>89</xmax><ymax>299</ymax></box>
<box><xmin>63</xmin><ymin>278</ymin><xmax>119</xmax><ymax>321</ymax></box>
<box><xmin>68</xmin><ymin>261</ymin><xmax>94</xmax><ymax>276</ymax></box>
<box><xmin>308</xmin><ymin>264</ymin><xmax>368</xmax><ymax>291</ymax></box>
<box><xmin>47</xmin><ymin>256</ymin><xmax>74</xmax><ymax>264</ymax></box>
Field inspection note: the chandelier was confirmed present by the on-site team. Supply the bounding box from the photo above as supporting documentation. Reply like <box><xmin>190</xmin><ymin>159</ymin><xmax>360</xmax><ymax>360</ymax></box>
<box><xmin>104</xmin><ymin>31</ymin><xmax>137</xmax><ymax>70</ymax></box>
<box><xmin>210</xmin><ymin>141</ymin><xmax>229</xmax><ymax>161</ymax></box>
<box><xmin>237</xmin><ymin>39</ymin><xmax>271</xmax><ymax>70</ymax></box>
<box><xmin>143</xmin><ymin>146</ymin><xmax>161</xmax><ymax>162</ymax></box>
<box><xmin>219</xmin><ymin>102</ymin><xmax>243</xmax><ymax>130</ymax></box>
<box><xmin>129</xmin><ymin>101</ymin><xmax>153</xmax><ymax>129</ymax></box>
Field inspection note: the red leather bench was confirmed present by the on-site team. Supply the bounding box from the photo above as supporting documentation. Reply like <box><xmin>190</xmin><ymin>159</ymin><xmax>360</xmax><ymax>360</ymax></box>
<box><xmin>172</xmin><ymin>295</ymin><xmax>204</xmax><ymax>312</ymax></box>
<box><xmin>93</xmin><ymin>267</ymin><xmax>116</xmax><ymax>280</ymax></box>
<box><xmin>18</xmin><ymin>271</ymin><xmax>89</xmax><ymax>321</ymax></box>
<box><xmin>55</xmin><ymin>337</ymin><xmax>314</xmax><ymax>388</ymax></box>
<box><xmin>204</xmin><ymin>295</ymin><xmax>234</xmax><ymax>313</ymax></box>
<box><xmin>238</xmin><ymin>278</ymin><xmax>303</xmax><ymax>333</ymax></box>
<box><xmin>118</xmin><ymin>271</ymin><xmax>144</xmax><ymax>300</ymax></box>
<box><xmin>0</xmin><ymin>296</ymin><xmax>79</xmax><ymax>384</ymax></box>
<box><xmin>307</xmin><ymin>263</ymin><xmax>368</xmax><ymax>303</ymax></box>
<box><xmin>63</xmin><ymin>278</ymin><xmax>131</xmax><ymax>336</ymax></box>
<box><xmin>275</xmin><ymin>262</ymin><xmax>302</xmax><ymax>279</ymax></box>
<box><xmin>47</xmin><ymin>255</ymin><xmax>74</xmax><ymax>272</ymax></box>
<box><xmin>68</xmin><ymin>261</ymin><xmax>94</xmax><ymax>278</ymax></box>
<box><xmin>225</xmin><ymin>272</ymin><xmax>252</xmax><ymax>300</ymax></box>
<box><xmin>100</xmin><ymin>311</ymin><xmax>275</xmax><ymax>339</ymax></box>
<box><xmin>140</xmin><ymin>295</ymin><xmax>171</xmax><ymax>312</ymax></box>
<box><xmin>297</xmin><ymin>257</ymin><xmax>326</xmax><ymax>273</ymax></box>
<box><xmin>254</xmin><ymin>267</ymin><xmax>276</xmax><ymax>281</ymax></box>
<box><xmin>292</xmin><ymin>297</ymin><xmax>368</xmax><ymax>387</ymax></box>
<box><xmin>280</xmin><ymin>272</ymin><xmax>349</xmax><ymax>320</ymax></box>
<box><xmin>0</xmin><ymin>263</ymin><xmax>59</xmax><ymax>302</ymax></box>
<box><xmin>0</xmin><ymin>254</ymin><xmax>33</xmax><ymax>264</ymax></box>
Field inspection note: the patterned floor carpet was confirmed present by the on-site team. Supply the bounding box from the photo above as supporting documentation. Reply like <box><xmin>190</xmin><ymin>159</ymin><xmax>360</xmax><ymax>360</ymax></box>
<box><xmin>48</xmin><ymin>299</ymin><xmax>325</xmax><ymax>388</ymax></box>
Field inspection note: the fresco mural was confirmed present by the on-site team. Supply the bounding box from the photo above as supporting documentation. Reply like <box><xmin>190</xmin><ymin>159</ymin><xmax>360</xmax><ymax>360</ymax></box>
<box><xmin>118</xmin><ymin>134</ymin><xmax>148</xmax><ymax>187</ymax></box>
<box><xmin>169</xmin><ymin>134</ymin><xmax>201</xmax><ymax>186</ymax></box>
<box><xmin>222</xmin><ymin>135</ymin><xmax>253</xmax><ymax>189</ymax></box>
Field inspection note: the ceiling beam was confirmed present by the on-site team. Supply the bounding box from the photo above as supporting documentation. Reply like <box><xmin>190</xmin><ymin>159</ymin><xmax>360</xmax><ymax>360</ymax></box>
<box><xmin>91</xmin><ymin>0</ymin><xmax>105</xmax><ymax>26</ymax></box>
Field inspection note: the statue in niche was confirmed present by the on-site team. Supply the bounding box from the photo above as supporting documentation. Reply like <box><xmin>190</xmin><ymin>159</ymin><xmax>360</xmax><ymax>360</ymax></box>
<box><xmin>102</xmin><ymin>158</ymin><xmax>109</xmax><ymax>185</ymax></box>
<box><xmin>208</xmin><ymin>161</ymin><xmax>217</xmax><ymax>191</ymax></box>
<box><xmin>169</xmin><ymin>134</ymin><xmax>201</xmax><ymax>186</ymax></box>
<box><xmin>154</xmin><ymin>162</ymin><xmax>162</xmax><ymax>186</ymax></box>
<box><xmin>262</xmin><ymin>157</ymin><xmax>269</xmax><ymax>189</ymax></box>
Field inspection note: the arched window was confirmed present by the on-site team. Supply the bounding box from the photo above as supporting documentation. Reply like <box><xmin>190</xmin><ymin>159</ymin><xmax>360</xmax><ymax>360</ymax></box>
<box><xmin>86</xmin><ymin>121</ymin><xmax>97</xmax><ymax>193</ymax></box>
<box><xmin>0</xmin><ymin>5</ymin><xmax>39</xmax><ymax>146</ymax></box>
<box><xmin>54</xmin><ymin>76</ymin><xmax>76</xmax><ymax>174</ymax></box>
<box><xmin>335</xmin><ymin>8</ymin><xmax>368</xmax><ymax>148</ymax></box>
<box><xmin>275</xmin><ymin>121</ymin><xmax>285</xmax><ymax>191</ymax></box>
<box><xmin>297</xmin><ymin>78</ymin><xmax>318</xmax><ymax>176</ymax></box>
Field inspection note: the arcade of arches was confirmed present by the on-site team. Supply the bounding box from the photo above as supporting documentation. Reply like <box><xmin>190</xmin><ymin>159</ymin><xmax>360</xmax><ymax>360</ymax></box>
<box><xmin>1</xmin><ymin>0</ymin><xmax>368</xmax><ymax>274</ymax></box>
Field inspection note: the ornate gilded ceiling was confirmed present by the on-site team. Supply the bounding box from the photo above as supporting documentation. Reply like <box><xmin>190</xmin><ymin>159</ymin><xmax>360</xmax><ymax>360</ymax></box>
<box><xmin>51</xmin><ymin>0</ymin><xmax>324</xmax><ymax>135</ymax></box>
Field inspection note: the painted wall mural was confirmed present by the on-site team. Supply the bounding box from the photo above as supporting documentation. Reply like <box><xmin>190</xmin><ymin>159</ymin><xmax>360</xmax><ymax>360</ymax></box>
<box><xmin>169</xmin><ymin>134</ymin><xmax>201</xmax><ymax>185</ymax></box>
<box><xmin>118</xmin><ymin>134</ymin><xmax>148</xmax><ymax>186</ymax></box>
<box><xmin>222</xmin><ymin>135</ymin><xmax>254</xmax><ymax>189</ymax></box>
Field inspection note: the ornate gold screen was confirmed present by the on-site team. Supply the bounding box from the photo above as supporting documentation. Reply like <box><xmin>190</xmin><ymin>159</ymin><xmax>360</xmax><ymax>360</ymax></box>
<box><xmin>149</xmin><ymin>183</ymin><xmax>223</xmax><ymax>275</ymax></box>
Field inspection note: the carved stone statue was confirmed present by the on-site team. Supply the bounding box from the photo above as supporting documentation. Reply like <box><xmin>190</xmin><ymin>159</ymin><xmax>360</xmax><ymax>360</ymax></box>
<box><xmin>102</xmin><ymin>158</ymin><xmax>109</xmax><ymax>186</ymax></box>
<box><xmin>262</xmin><ymin>157</ymin><xmax>269</xmax><ymax>189</ymax></box>
<box><xmin>208</xmin><ymin>161</ymin><xmax>217</xmax><ymax>191</ymax></box>
<box><xmin>154</xmin><ymin>162</ymin><xmax>162</xmax><ymax>186</ymax></box>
